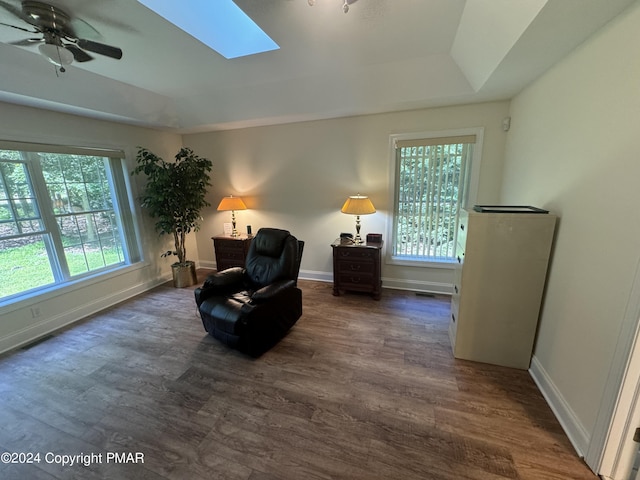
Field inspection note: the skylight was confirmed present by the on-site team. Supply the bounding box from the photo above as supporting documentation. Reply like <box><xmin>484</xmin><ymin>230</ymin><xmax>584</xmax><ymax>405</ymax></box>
<box><xmin>137</xmin><ymin>0</ymin><xmax>279</xmax><ymax>59</ymax></box>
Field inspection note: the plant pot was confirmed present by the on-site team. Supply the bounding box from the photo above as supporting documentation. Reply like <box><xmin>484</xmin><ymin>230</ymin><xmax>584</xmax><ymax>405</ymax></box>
<box><xmin>171</xmin><ymin>261</ymin><xmax>197</xmax><ymax>288</ymax></box>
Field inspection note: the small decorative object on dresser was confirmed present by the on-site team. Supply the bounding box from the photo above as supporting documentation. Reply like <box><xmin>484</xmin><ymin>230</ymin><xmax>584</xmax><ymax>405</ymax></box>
<box><xmin>366</xmin><ymin>233</ymin><xmax>382</xmax><ymax>244</ymax></box>
<box><xmin>213</xmin><ymin>235</ymin><xmax>252</xmax><ymax>271</ymax></box>
<box><xmin>331</xmin><ymin>238</ymin><xmax>383</xmax><ymax>300</ymax></box>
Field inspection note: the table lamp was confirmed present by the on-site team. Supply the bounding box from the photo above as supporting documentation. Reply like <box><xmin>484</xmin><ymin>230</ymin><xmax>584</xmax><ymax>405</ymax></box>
<box><xmin>341</xmin><ymin>194</ymin><xmax>376</xmax><ymax>244</ymax></box>
<box><xmin>217</xmin><ymin>195</ymin><xmax>247</xmax><ymax>237</ymax></box>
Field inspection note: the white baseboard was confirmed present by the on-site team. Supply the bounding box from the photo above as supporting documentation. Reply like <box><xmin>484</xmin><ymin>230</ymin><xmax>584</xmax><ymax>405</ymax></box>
<box><xmin>198</xmin><ymin>260</ymin><xmax>216</xmax><ymax>270</ymax></box>
<box><xmin>195</xmin><ymin>266</ymin><xmax>335</xmax><ymax>285</ymax></box>
<box><xmin>0</xmin><ymin>276</ymin><xmax>169</xmax><ymax>356</ymax></box>
<box><xmin>198</xmin><ymin>263</ymin><xmax>453</xmax><ymax>296</ymax></box>
<box><xmin>529</xmin><ymin>355</ymin><xmax>591</xmax><ymax>458</ymax></box>
<box><xmin>299</xmin><ymin>269</ymin><xmax>333</xmax><ymax>283</ymax></box>
<box><xmin>382</xmin><ymin>277</ymin><xmax>452</xmax><ymax>295</ymax></box>
<box><xmin>301</xmin><ymin>270</ymin><xmax>452</xmax><ymax>295</ymax></box>
<box><xmin>0</xmin><ymin>264</ymin><xmax>452</xmax><ymax>356</ymax></box>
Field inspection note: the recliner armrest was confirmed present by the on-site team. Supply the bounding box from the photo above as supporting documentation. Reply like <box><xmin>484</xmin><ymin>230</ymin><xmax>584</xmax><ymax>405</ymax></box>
<box><xmin>251</xmin><ymin>279</ymin><xmax>296</xmax><ymax>303</ymax></box>
<box><xmin>203</xmin><ymin>267</ymin><xmax>244</xmax><ymax>288</ymax></box>
<box><xmin>195</xmin><ymin>267</ymin><xmax>245</xmax><ymax>306</ymax></box>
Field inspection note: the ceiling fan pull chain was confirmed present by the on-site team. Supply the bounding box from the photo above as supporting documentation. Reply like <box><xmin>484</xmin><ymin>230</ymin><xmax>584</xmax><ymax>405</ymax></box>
<box><xmin>56</xmin><ymin>46</ymin><xmax>66</xmax><ymax>73</ymax></box>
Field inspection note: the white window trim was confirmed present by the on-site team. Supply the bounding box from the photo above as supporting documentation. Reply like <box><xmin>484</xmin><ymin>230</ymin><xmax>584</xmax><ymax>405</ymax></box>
<box><xmin>385</xmin><ymin>127</ymin><xmax>484</xmax><ymax>268</ymax></box>
<box><xmin>0</xmin><ymin>261</ymin><xmax>150</xmax><ymax>314</ymax></box>
<box><xmin>0</xmin><ymin>140</ymin><xmax>144</xmax><ymax>304</ymax></box>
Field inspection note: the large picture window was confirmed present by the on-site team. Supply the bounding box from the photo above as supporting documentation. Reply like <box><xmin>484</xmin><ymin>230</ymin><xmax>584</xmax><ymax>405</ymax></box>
<box><xmin>388</xmin><ymin>129</ymin><xmax>483</xmax><ymax>265</ymax></box>
<box><xmin>0</xmin><ymin>142</ymin><xmax>140</xmax><ymax>301</ymax></box>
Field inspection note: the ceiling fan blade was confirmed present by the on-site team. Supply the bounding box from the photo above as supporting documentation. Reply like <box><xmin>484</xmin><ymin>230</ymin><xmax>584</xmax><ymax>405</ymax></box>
<box><xmin>69</xmin><ymin>17</ymin><xmax>101</xmax><ymax>40</ymax></box>
<box><xmin>0</xmin><ymin>21</ymin><xmax>37</xmax><ymax>34</ymax></box>
<box><xmin>76</xmin><ymin>38</ymin><xmax>122</xmax><ymax>59</ymax></box>
<box><xmin>8</xmin><ymin>37</ymin><xmax>41</xmax><ymax>46</ymax></box>
<box><xmin>0</xmin><ymin>0</ymin><xmax>34</xmax><ymax>25</ymax></box>
<box><xmin>64</xmin><ymin>44</ymin><xmax>93</xmax><ymax>62</ymax></box>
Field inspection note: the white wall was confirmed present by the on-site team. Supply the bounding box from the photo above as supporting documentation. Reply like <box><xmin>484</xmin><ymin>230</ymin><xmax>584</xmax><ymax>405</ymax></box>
<box><xmin>0</xmin><ymin>88</ymin><xmax>509</xmax><ymax>355</ymax></box>
<box><xmin>500</xmin><ymin>0</ymin><xmax>640</xmax><ymax>465</ymax></box>
<box><xmin>0</xmin><ymin>102</ymin><xmax>183</xmax><ymax>354</ymax></box>
<box><xmin>0</xmin><ymin>99</ymin><xmax>509</xmax><ymax>367</ymax></box>
<box><xmin>185</xmin><ymin>101</ymin><xmax>510</xmax><ymax>293</ymax></box>
<box><xmin>1</xmin><ymin>1</ymin><xmax>638</xmax><ymax>469</ymax></box>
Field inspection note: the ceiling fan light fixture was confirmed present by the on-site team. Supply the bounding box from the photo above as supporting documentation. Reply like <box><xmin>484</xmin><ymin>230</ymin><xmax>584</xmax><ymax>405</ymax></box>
<box><xmin>38</xmin><ymin>43</ymin><xmax>73</xmax><ymax>66</ymax></box>
<box><xmin>307</xmin><ymin>0</ymin><xmax>355</xmax><ymax>13</ymax></box>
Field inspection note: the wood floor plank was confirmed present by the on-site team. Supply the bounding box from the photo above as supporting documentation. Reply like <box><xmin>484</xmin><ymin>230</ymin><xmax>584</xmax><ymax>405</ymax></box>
<box><xmin>0</xmin><ymin>273</ymin><xmax>596</xmax><ymax>479</ymax></box>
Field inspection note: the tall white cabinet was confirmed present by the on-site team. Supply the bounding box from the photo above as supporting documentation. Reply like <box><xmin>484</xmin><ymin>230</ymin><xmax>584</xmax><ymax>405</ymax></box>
<box><xmin>449</xmin><ymin>207</ymin><xmax>557</xmax><ymax>369</ymax></box>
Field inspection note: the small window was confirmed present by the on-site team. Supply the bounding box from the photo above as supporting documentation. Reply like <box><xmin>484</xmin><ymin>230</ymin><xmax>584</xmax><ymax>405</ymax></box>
<box><xmin>0</xmin><ymin>142</ymin><xmax>141</xmax><ymax>302</ymax></box>
<box><xmin>388</xmin><ymin>129</ymin><xmax>483</xmax><ymax>265</ymax></box>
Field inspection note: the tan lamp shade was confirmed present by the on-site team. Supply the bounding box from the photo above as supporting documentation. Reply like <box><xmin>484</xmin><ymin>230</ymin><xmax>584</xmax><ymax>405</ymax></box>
<box><xmin>341</xmin><ymin>195</ymin><xmax>376</xmax><ymax>215</ymax></box>
<box><xmin>341</xmin><ymin>194</ymin><xmax>376</xmax><ymax>244</ymax></box>
<box><xmin>217</xmin><ymin>196</ymin><xmax>247</xmax><ymax>211</ymax></box>
<box><xmin>217</xmin><ymin>196</ymin><xmax>247</xmax><ymax>237</ymax></box>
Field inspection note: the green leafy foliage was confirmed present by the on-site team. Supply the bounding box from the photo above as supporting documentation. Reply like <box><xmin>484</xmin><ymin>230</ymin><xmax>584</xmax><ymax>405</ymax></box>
<box><xmin>395</xmin><ymin>144</ymin><xmax>467</xmax><ymax>259</ymax></box>
<box><xmin>0</xmin><ymin>240</ymin><xmax>122</xmax><ymax>298</ymax></box>
<box><xmin>131</xmin><ymin>147</ymin><xmax>213</xmax><ymax>265</ymax></box>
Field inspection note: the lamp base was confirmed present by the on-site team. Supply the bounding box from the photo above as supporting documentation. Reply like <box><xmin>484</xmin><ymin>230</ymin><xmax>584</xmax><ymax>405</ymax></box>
<box><xmin>354</xmin><ymin>215</ymin><xmax>364</xmax><ymax>244</ymax></box>
<box><xmin>231</xmin><ymin>211</ymin><xmax>238</xmax><ymax>237</ymax></box>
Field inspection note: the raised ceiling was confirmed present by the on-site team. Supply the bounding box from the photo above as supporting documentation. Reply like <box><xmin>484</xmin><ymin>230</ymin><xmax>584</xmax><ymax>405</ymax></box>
<box><xmin>0</xmin><ymin>0</ymin><xmax>635</xmax><ymax>132</ymax></box>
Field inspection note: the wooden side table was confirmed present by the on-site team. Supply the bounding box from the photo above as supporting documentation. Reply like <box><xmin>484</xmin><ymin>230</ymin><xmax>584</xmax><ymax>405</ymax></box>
<box><xmin>331</xmin><ymin>239</ymin><xmax>383</xmax><ymax>300</ymax></box>
<box><xmin>212</xmin><ymin>235</ymin><xmax>252</xmax><ymax>271</ymax></box>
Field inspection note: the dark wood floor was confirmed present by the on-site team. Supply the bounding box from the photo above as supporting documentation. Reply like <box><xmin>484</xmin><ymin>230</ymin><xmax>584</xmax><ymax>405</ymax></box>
<box><xmin>0</xmin><ymin>271</ymin><xmax>596</xmax><ymax>480</ymax></box>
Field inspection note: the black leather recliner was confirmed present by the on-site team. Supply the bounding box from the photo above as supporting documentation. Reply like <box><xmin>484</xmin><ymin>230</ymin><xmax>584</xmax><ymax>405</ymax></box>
<box><xmin>194</xmin><ymin>228</ymin><xmax>304</xmax><ymax>357</ymax></box>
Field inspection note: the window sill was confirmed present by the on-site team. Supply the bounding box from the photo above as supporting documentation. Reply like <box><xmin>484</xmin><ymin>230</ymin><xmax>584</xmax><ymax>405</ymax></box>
<box><xmin>0</xmin><ymin>261</ymin><xmax>149</xmax><ymax>314</ymax></box>
<box><xmin>386</xmin><ymin>256</ymin><xmax>457</xmax><ymax>269</ymax></box>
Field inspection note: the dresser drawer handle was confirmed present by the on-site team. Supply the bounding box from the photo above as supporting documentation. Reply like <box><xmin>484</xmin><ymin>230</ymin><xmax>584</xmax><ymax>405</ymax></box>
<box><xmin>349</xmin><ymin>264</ymin><xmax>361</xmax><ymax>271</ymax></box>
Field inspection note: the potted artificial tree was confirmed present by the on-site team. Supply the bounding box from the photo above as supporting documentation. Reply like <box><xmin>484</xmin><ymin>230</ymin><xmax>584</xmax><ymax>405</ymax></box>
<box><xmin>132</xmin><ymin>147</ymin><xmax>213</xmax><ymax>287</ymax></box>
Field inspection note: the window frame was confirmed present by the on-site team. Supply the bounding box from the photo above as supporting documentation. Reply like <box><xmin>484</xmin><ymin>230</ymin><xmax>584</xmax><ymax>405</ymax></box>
<box><xmin>386</xmin><ymin>127</ymin><xmax>484</xmax><ymax>268</ymax></box>
<box><xmin>0</xmin><ymin>140</ymin><xmax>143</xmax><ymax>305</ymax></box>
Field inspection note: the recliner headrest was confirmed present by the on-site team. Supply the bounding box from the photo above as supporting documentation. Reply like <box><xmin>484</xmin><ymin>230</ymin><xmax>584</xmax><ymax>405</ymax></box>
<box><xmin>244</xmin><ymin>228</ymin><xmax>299</xmax><ymax>288</ymax></box>
<box><xmin>253</xmin><ymin>228</ymin><xmax>291</xmax><ymax>257</ymax></box>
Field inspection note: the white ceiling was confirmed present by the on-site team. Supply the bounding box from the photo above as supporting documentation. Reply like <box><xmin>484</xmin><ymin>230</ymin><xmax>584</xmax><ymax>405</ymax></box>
<box><xmin>0</xmin><ymin>0</ymin><xmax>635</xmax><ymax>133</ymax></box>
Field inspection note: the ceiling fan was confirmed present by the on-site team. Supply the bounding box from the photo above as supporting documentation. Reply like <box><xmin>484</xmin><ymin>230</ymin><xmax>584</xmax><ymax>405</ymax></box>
<box><xmin>307</xmin><ymin>0</ymin><xmax>358</xmax><ymax>14</ymax></box>
<box><xmin>0</xmin><ymin>0</ymin><xmax>122</xmax><ymax>71</ymax></box>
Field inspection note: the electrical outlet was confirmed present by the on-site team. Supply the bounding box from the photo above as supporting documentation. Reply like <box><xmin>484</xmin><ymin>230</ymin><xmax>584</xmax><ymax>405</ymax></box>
<box><xmin>30</xmin><ymin>306</ymin><xmax>41</xmax><ymax>319</ymax></box>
